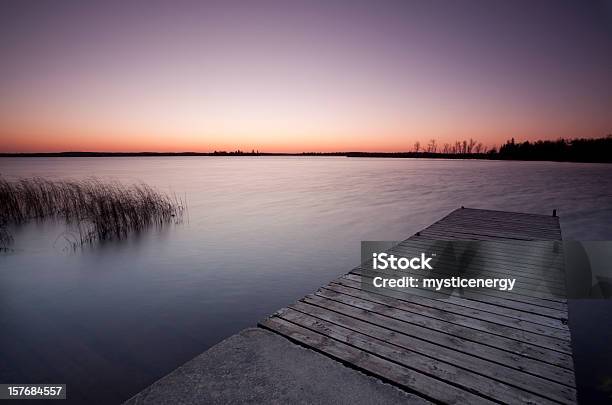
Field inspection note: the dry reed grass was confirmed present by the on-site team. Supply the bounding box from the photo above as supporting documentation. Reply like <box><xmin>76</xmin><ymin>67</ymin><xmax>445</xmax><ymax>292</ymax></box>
<box><xmin>0</xmin><ymin>177</ymin><xmax>184</xmax><ymax>248</ymax></box>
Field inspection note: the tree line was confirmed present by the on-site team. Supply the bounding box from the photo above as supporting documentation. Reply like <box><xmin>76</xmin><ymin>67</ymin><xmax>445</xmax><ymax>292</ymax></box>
<box><xmin>413</xmin><ymin>138</ymin><xmax>487</xmax><ymax>154</ymax></box>
<box><xmin>495</xmin><ymin>136</ymin><xmax>612</xmax><ymax>163</ymax></box>
<box><xmin>347</xmin><ymin>135</ymin><xmax>612</xmax><ymax>163</ymax></box>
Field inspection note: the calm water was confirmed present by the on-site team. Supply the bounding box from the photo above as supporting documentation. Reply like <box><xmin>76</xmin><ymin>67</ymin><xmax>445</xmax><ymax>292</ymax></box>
<box><xmin>1</xmin><ymin>157</ymin><xmax>612</xmax><ymax>403</ymax></box>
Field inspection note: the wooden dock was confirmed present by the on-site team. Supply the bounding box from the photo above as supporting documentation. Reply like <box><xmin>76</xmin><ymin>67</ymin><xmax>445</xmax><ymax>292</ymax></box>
<box><xmin>259</xmin><ymin>208</ymin><xmax>576</xmax><ymax>404</ymax></box>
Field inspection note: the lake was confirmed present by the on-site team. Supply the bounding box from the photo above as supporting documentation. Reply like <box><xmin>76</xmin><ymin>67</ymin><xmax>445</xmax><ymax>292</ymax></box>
<box><xmin>1</xmin><ymin>157</ymin><xmax>611</xmax><ymax>403</ymax></box>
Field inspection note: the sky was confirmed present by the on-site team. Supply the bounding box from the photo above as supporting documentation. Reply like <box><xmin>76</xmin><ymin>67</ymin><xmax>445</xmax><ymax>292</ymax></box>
<box><xmin>1</xmin><ymin>0</ymin><xmax>611</xmax><ymax>153</ymax></box>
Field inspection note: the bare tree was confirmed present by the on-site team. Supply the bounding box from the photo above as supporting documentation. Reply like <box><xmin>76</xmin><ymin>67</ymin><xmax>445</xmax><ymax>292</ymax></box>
<box><xmin>414</xmin><ymin>141</ymin><xmax>421</xmax><ymax>153</ymax></box>
<box><xmin>427</xmin><ymin>139</ymin><xmax>437</xmax><ymax>153</ymax></box>
<box><xmin>467</xmin><ymin>138</ymin><xmax>476</xmax><ymax>154</ymax></box>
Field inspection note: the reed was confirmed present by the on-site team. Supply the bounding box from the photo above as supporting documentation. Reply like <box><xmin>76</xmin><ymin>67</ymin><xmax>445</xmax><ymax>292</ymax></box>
<box><xmin>0</xmin><ymin>177</ymin><xmax>184</xmax><ymax>248</ymax></box>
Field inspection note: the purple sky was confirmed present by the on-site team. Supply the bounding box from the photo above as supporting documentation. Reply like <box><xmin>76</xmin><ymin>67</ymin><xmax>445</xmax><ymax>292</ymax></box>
<box><xmin>1</xmin><ymin>0</ymin><xmax>611</xmax><ymax>152</ymax></box>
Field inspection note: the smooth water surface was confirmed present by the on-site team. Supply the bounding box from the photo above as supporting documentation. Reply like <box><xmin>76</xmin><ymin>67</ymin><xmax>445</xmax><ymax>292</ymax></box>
<box><xmin>1</xmin><ymin>157</ymin><xmax>611</xmax><ymax>403</ymax></box>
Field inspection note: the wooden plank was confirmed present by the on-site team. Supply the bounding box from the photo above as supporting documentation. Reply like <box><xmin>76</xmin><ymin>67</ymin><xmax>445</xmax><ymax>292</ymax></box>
<box><xmin>427</xmin><ymin>213</ymin><xmax>561</xmax><ymax>230</ymax></box>
<box><xmin>451</xmin><ymin>207</ymin><xmax>560</xmax><ymax>220</ymax></box>
<box><xmin>450</xmin><ymin>208</ymin><xmax>560</xmax><ymax>223</ymax></box>
<box><xmin>425</xmin><ymin>223</ymin><xmax>561</xmax><ymax>240</ymax></box>
<box><xmin>316</xmin><ymin>286</ymin><xmax>572</xmax><ymax>351</ymax></box>
<box><xmin>415</xmin><ymin>225</ymin><xmax>561</xmax><ymax>243</ymax></box>
<box><xmin>437</xmin><ymin>284</ymin><xmax>568</xmax><ymax>311</ymax></box>
<box><xmin>351</xmin><ymin>260</ymin><xmax>566</xmax><ymax>299</ymax></box>
<box><xmin>288</xmin><ymin>300</ymin><xmax>576</xmax><ymax>387</ymax></box>
<box><xmin>429</xmin><ymin>219</ymin><xmax>562</xmax><ymax>237</ymax></box>
<box><xmin>435</xmin><ymin>216</ymin><xmax>561</xmax><ymax>229</ymax></box>
<box><xmin>352</xmin><ymin>266</ymin><xmax>567</xmax><ymax>304</ymax></box>
<box><xmin>421</xmin><ymin>217</ymin><xmax>561</xmax><ymax>238</ymax></box>
<box><xmin>394</xmin><ymin>249</ymin><xmax>565</xmax><ymax>280</ymax></box>
<box><xmin>345</xmin><ymin>272</ymin><xmax>567</xmax><ymax>323</ymax></box>
<box><xmin>328</xmin><ymin>279</ymin><xmax>570</xmax><ymax>340</ymax></box>
<box><xmin>410</xmin><ymin>235</ymin><xmax>565</xmax><ymax>253</ymax></box>
<box><xmin>414</xmin><ymin>235</ymin><xmax>565</xmax><ymax>260</ymax></box>
<box><xmin>417</xmin><ymin>214</ymin><xmax>561</xmax><ymax>236</ymax></box>
<box><xmin>273</xmin><ymin>309</ymin><xmax>557</xmax><ymax>404</ymax></box>
<box><xmin>352</xmin><ymin>264</ymin><xmax>567</xmax><ymax>310</ymax></box>
<box><xmin>259</xmin><ymin>317</ymin><xmax>484</xmax><ymax>404</ymax></box>
<box><xmin>279</xmin><ymin>306</ymin><xmax>576</xmax><ymax>404</ymax></box>
<box><xmin>444</xmin><ymin>287</ymin><xmax>569</xmax><ymax>311</ymax></box>
<box><xmin>418</xmin><ymin>228</ymin><xmax>555</xmax><ymax>242</ymax></box>
<box><xmin>302</xmin><ymin>294</ymin><xmax>574</xmax><ymax>370</ymax></box>
<box><xmin>393</xmin><ymin>240</ymin><xmax>566</xmax><ymax>277</ymax></box>
<box><xmin>342</xmin><ymin>272</ymin><xmax>567</xmax><ymax>322</ymax></box>
<box><xmin>346</xmin><ymin>273</ymin><xmax>569</xmax><ymax>331</ymax></box>
<box><xmin>400</xmin><ymin>238</ymin><xmax>565</xmax><ymax>261</ymax></box>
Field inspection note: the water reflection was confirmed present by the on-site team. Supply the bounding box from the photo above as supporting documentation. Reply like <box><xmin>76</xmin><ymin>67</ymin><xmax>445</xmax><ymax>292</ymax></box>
<box><xmin>1</xmin><ymin>157</ymin><xmax>611</xmax><ymax>403</ymax></box>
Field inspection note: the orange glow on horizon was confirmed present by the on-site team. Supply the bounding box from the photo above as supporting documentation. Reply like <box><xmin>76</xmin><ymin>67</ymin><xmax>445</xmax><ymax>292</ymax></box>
<box><xmin>2</xmin><ymin>126</ymin><xmax>610</xmax><ymax>154</ymax></box>
<box><xmin>1</xmin><ymin>2</ymin><xmax>610</xmax><ymax>153</ymax></box>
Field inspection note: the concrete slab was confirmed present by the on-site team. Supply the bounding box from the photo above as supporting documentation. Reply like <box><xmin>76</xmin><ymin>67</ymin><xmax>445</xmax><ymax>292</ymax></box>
<box><xmin>125</xmin><ymin>327</ymin><xmax>425</xmax><ymax>404</ymax></box>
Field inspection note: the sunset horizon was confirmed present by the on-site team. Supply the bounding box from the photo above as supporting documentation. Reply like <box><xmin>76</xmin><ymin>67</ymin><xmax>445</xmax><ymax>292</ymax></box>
<box><xmin>2</xmin><ymin>133</ymin><xmax>612</xmax><ymax>154</ymax></box>
<box><xmin>3</xmin><ymin>129</ymin><xmax>612</xmax><ymax>154</ymax></box>
<box><xmin>1</xmin><ymin>0</ymin><xmax>611</xmax><ymax>154</ymax></box>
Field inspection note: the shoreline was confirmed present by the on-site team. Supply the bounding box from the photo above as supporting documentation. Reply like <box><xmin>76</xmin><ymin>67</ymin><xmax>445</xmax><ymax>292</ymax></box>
<box><xmin>1</xmin><ymin>152</ymin><xmax>611</xmax><ymax>164</ymax></box>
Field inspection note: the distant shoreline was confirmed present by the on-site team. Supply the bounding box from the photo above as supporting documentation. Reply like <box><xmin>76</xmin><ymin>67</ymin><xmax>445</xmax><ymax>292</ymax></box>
<box><xmin>1</xmin><ymin>150</ymin><xmax>610</xmax><ymax>163</ymax></box>
<box><xmin>3</xmin><ymin>135</ymin><xmax>611</xmax><ymax>163</ymax></box>
<box><xmin>0</xmin><ymin>151</ymin><xmax>343</xmax><ymax>157</ymax></box>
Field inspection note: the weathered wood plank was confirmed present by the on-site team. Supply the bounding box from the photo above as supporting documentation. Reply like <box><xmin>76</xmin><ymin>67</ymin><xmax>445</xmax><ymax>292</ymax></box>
<box><xmin>392</xmin><ymin>241</ymin><xmax>566</xmax><ymax>278</ymax></box>
<box><xmin>418</xmin><ymin>228</ymin><xmax>555</xmax><ymax>242</ymax></box>
<box><xmin>352</xmin><ymin>267</ymin><xmax>567</xmax><ymax>305</ymax></box>
<box><xmin>426</xmin><ymin>214</ymin><xmax>561</xmax><ymax>231</ymax></box>
<box><xmin>435</xmin><ymin>214</ymin><xmax>560</xmax><ymax>229</ymax></box>
<box><xmin>345</xmin><ymin>272</ymin><xmax>567</xmax><ymax>322</ymax></box>
<box><xmin>401</xmin><ymin>238</ymin><xmax>565</xmax><ymax>261</ymax></box>
<box><xmin>259</xmin><ymin>317</ymin><xmax>488</xmax><ymax>404</ymax></box>
<box><xmin>352</xmin><ymin>262</ymin><xmax>567</xmax><ymax>307</ymax></box>
<box><xmin>450</xmin><ymin>208</ymin><xmax>560</xmax><ymax>223</ymax></box>
<box><xmin>346</xmin><ymin>273</ymin><xmax>569</xmax><ymax>331</ymax></box>
<box><xmin>425</xmin><ymin>223</ymin><xmax>561</xmax><ymax>240</ymax></box>
<box><xmin>353</xmin><ymin>261</ymin><xmax>568</xmax><ymax>297</ymax></box>
<box><xmin>302</xmin><ymin>294</ymin><xmax>574</xmax><ymax>370</ymax></box>
<box><xmin>348</xmin><ymin>272</ymin><xmax>568</xmax><ymax>322</ymax></box>
<box><xmin>288</xmin><ymin>300</ymin><xmax>576</xmax><ymax>388</ymax></box>
<box><xmin>427</xmin><ymin>221</ymin><xmax>561</xmax><ymax>239</ymax></box>
<box><xmin>278</xmin><ymin>306</ymin><xmax>576</xmax><ymax>404</ymax></box>
<box><xmin>317</xmin><ymin>286</ymin><xmax>572</xmax><ymax>351</ymax></box>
